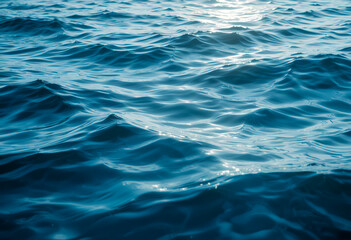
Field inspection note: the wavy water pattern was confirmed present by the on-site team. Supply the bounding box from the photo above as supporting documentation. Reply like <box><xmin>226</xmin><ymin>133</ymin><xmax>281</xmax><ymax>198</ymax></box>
<box><xmin>1</xmin><ymin>0</ymin><xmax>351</xmax><ymax>239</ymax></box>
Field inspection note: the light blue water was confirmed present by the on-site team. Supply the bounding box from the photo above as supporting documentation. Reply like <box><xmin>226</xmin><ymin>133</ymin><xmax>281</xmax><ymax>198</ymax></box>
<box><xmin>0</xmin><ymin>0</ymin><xmax>351</xmax><ymax>239</ymax></box>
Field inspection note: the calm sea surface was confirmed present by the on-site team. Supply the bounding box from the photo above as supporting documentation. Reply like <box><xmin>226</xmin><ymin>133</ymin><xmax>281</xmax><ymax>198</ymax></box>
<box><xmin>1</xmin><ymin>0</ymin><xmax>351</xmax><ymax>239</ymax></box>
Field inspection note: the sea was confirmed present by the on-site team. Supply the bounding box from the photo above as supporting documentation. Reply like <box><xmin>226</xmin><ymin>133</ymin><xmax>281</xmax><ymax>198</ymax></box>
<box><xmin>1</xmin><ymin>0</ymin><xmax>351</xmax><ymax>239</ymax></box>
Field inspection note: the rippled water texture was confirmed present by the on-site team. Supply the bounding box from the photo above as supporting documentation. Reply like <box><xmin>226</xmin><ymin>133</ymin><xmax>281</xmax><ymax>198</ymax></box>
<box><xmin>1</xmin><ymin>0</ymin><xmax>351</xmax><ymax>239</ymax></box>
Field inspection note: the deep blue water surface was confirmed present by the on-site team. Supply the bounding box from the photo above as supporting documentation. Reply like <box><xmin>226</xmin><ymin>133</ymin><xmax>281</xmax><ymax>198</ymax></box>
<box><xmin>1</xmin><ymin>0</ymin><xmax>351</xmax><ymax>239</ymax></box>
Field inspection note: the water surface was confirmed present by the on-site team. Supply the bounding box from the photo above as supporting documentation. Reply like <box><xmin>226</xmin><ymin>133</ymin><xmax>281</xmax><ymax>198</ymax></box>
<box><xmin>1</xmin><ymin>0</ymin><xmax>351</xmax><ymax>239</ymax></box>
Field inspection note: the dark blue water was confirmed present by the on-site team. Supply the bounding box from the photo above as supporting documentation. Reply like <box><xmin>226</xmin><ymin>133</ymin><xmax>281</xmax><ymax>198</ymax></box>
<box><xmin>1</xmin><ymin>0</ymin><xmax>351</xmax><ymax>239</ymax></box>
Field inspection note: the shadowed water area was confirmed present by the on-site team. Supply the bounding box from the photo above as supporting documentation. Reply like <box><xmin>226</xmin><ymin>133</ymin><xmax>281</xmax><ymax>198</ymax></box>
<box><xmin>1</xmin><ymin>0</ymin><xmax>351</xmax><ymax>239</ymax></box>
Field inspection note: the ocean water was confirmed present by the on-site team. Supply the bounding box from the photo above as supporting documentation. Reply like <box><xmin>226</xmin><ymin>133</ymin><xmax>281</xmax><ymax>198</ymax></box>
<box><xmin>1</xmin><ymin>0</ymin><xmax>351</xmax><ymax>239</ymax></box>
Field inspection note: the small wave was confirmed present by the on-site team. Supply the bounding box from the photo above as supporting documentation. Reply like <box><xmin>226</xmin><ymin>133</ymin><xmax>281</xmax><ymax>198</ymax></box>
<box><xmin>191</xmin><ymin>61</ymin><xmax>285</xmax><ymax>88</ymax></box>
<box><xmin>215</xmin><ymin>108</ymin><xmax>313</xmax><ymax>130</ymax></box>
<box><xmin>277</xmin><ymin>27</ymin><xmax>319</xmax><ymax>38</ymax></box>
<box><xmin>46</xmin><ymin>43</ymin><xmax>171</xmax><ymax>69</ymax></box>
<box><xmin>0</xmin><ymin>80</ymin><xmax>81</xmax><ymax>121</ymax></box>
<box><xmin>288</xmin><ymin>55</ymin><xmax>351</xmax><ymax>90</ymax></box>
<box><xmin>0</xmin><ymin>16</ymin><xmax>65</xmax><ymax>36</ymax></box>
<box><xmin>68</xmin><ymin>11</ymin><xmax>133</xmax><ymax>20</ymax></box>
<box><xmin>2</xmin><ymin>3</ymin><xmax>41</xmax><ymax>10</ymax></box>
<box><xmin>42</xmin><ymin>171</ymin><xmax>349</xmax><ymax>240</ymax></box>
<box><xmin>170</xmin><ymin>31</ymin><xmax>253</xmax><ymax>51</ymax></box>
